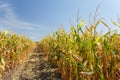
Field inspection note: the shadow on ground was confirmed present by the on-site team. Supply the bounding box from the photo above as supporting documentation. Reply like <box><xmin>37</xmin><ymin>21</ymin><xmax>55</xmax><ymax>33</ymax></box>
<box><xmin>17</xmin><ymin>52</ymin><xmax>61</xmax><ymax>80</ymax></box>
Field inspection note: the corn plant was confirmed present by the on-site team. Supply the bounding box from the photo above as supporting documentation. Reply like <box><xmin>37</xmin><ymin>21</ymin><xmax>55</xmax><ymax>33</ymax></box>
<box><xmin>0</xmin><ymin>31</ymin><xmax>35</xmax><ymax>78</ymax></box>
<box><xmin>39</xmin><ymin>19</ymin><xmax>120</xmax><ymax>80</ymax></box>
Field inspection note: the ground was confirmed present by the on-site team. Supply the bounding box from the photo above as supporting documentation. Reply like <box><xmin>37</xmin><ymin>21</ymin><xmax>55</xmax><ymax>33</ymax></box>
<box><xmin>2</xmin><ymin>50</ymin><xmax>62</xmax><ymax>80</ymax></box>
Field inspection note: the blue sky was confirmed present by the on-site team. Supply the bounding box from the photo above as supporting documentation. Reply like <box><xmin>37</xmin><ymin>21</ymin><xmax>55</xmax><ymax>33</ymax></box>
<box><xmin>0</xmin><ymin>0</ymin><xmax>120</xmax><ymax>41</ymax></box>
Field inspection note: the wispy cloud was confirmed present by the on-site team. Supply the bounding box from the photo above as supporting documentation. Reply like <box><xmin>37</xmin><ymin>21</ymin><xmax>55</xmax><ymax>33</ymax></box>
<box><xmin>0</xmin><ymin>3</ymin><xmax>39</xmax><ymax>30</ymax></box>
<box><xmin>0</xmin><ymin>3</ymin><xmax>16</xmax><ymax>20</ymax></box>
<box><xmin>0</xmin><ymin>2</ymin><xmax>48</xmax><ymax>41</ymax></box>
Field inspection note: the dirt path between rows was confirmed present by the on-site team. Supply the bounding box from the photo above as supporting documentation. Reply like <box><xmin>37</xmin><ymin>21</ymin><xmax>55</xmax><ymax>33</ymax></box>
<box><xmin>3</xmin><ymin>51</ymin><xmax>62</xmax><ymax>80</ymax></box>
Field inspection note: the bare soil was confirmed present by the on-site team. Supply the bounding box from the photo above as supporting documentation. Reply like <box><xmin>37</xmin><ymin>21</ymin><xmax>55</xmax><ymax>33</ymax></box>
<box><xmin>2</xmin><ymin>51</ymin><xmax>62</xmax><ymax>80</ymax></box>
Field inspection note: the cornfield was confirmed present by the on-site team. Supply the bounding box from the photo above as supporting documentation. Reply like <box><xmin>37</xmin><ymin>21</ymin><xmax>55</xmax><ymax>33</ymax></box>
<box><xmin>38</xmin><ymin>19</ymin><xmax>120</xmax><ymax>80</ymax></box>
<box><xmin>0</xmin><ymin>31</ymin><xmax>35</xmax><ymax>78</ymax></box>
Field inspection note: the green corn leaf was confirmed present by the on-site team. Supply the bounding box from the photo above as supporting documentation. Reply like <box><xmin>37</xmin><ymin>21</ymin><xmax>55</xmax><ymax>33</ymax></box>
<box><xmin>71</xmin><ymin>27</ymin><xmax>76</xmax><ymax>33</ymax></box>
<box><xmin>95</xmin><ymin>36</ymin><xmax>102</xmax><ymax>44</ymax></box>
<box><xmin>112</xmin><ymin>20</ymin><xmax>120</xmax><ymax>28</ymax></box>
<box><xmin>0</xmin><ymin>56</ymin><xmax>5</xmax><ymax>66</ymax></box>
<box><xmin>77</xmin><ymin>20</ymin><xmax>84</xmax><ymax>31</ymax></box>
<box><xmin>4</xmin><ymin>30</ymin><xmax>8</xmax><ymax>35</ymax></box>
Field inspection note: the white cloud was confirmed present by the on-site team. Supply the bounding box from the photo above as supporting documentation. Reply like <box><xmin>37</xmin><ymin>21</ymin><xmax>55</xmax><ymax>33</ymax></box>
<box><xmin>0</xmin><ymin>2</ymin><xmax>48</xmax><ymax>41</ymax></box>
<box><xmin>0</xmin><ymin>3</ymin><xmax>17</xmax><ymax>20</ymax></box>
<box><xmin>0</xmin><ymin>3</ymin><xmax>39</xmax><ymax>30</ymax></box>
